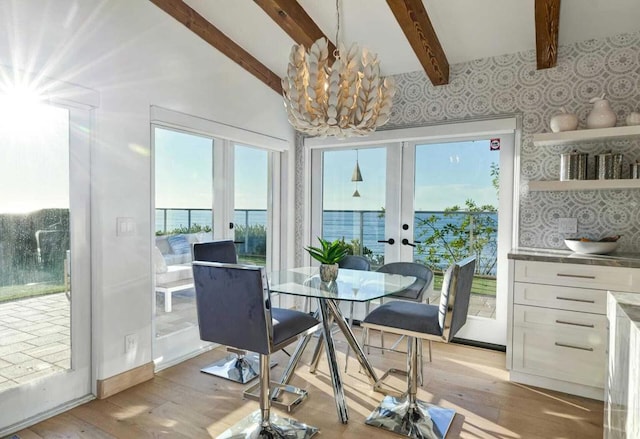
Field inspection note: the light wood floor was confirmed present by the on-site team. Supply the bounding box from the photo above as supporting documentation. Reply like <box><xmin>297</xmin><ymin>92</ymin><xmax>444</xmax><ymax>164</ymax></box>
<box><xmin>11</xmin><ymin>333</ymin><xmax>603</xmax><ymax>439</ymax></box>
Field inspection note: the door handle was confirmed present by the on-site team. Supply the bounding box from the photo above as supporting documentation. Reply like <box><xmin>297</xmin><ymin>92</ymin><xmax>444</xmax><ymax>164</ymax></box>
<box><xmin>229</xmin><ymin>222</ymin><xmax>234</xmax><ymax>229</ymax></box>
<box><xmin>377</xmin><ymin>239</ymin><xmax>395</xmax><ymax>245</ymax></box>
<box><xmin>401</xmin><ymin>238</ymin><xmax>420</xmax><ymax>247</ymax></box>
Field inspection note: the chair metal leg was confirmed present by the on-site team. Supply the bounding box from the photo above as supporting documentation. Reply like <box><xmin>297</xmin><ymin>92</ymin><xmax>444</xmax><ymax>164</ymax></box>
<box><xmin>365</xmin><ymin>337</ymin><xmax>456</xmax><ymax>439</ymax></box>
<box><xmin>201</xmin><ymin>349</ymin><xmax>276</xmax><ymax>384</ymax></box>
<box><xmin>218</xmin><ymin>354</ymin><xmax>319</xmax><ymax>439</ymax></box>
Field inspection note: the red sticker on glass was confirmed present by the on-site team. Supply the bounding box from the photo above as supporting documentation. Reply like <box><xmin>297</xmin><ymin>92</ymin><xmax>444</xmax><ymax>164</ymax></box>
<box><xmin>490</xmin><ymin>138</ymin><xmax>500</xmax><ymax>151</ymax></box>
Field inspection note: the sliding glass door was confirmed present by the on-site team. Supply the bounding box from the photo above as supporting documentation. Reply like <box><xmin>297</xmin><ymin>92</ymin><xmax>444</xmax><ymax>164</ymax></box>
<box><xmin>310</xmin><ymin>123</ymin><xmax>515</xmax><ymax>346</ymax></box>
<box><xmin>0</xmin><ymin>99</ymin><xmax>92</xmax><ymax>433</ymax></box>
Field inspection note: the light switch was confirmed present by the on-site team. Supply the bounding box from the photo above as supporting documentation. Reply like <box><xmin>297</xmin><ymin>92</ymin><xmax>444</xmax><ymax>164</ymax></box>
<box><xmin>116</xmin><ymin>217</ymin><xmax>136</xmax><ymax>237</ymax></box>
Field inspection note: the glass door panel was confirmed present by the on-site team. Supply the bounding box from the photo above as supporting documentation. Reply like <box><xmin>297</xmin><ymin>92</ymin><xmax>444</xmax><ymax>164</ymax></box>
<box><xmin>233</xmin><ymin>145</ymin><xmax>269</xmax><ymax>268</ymax></box>
<box><xmin>153</xmin><ymin>127</ymin><xmax>213</xmax><ymax>348</ymax></box>
<box><xmin>320</xmin><ymin>148</ymin><xmax>388</xmax><ymax>268</ymax></box>
<box><xmin>405</xmin><ymin>137</ymin><xmax>513</xmax><ymax>345</ymax></box>
<box><xmin>0</xmin><ymin>101</ymin><xmax>91</xmax><ymax>432</ymax></box>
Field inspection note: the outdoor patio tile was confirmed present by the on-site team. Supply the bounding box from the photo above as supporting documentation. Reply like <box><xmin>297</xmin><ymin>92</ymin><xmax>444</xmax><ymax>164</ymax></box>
<box><xmin>48</xmin><ymin>317</ymin><xmax>70</xmax><ymax>327</ymax></box>
<box><xmin>24</xmin><ymin>342</ymin><xmax>68</xmax><ymax>358</ymax></box>
<box><xmin>9</xmin><ymin>321</ymin><xmax>53</xmax><ymax>332</ymax></box>
<box><xmin>0</xmin><ymin>359</ymin><xmax>11</xmax><ymax>369</ymax></box>
<box><xmin>0</xmin><ymin>358</ymin><xmax>55</xmax><ymax>380</ymax></box>
<box><xmin>41</xmin><ymin>349</ymin><xmax>70</xmax><ymax>364</ymax></box>
<box><xmin>55</xmin><ymin>358</ymin><xmax>71</xmax><ymax>369</ymax></box>
<box><xmin>0</xmin><ymin>315</ymin><xmax>24</xmax><ymax>324</ymax></box>
<box><xmin>14</xmin><ymin>366</ymin><xmax>64</xmax><ymax>384</ymax></box>
<box><xmin>475</xmin><ymin>309</ymin><xmax>494</xmax><ymax>318</ymax></box>
<box><xmin>0</xmin><ymin>331</ymin><xmax>37</xmax><ymax>346</ymax></box>
<box><xmin>59</xmin><ymin>328</ymin><xmax>70</xmax><ymax>336</ymax></box>
<box><xmin>20</xmin><ymin>314</ymin><xmax>53</xmax><ymax>323</ymax></box>
<box><xmin>2</xmin><ymin>352</ymin><xmax>34</xmax><ymax>364</ymax></box>
<box><xmin>30</xmin><ymin>324</ymin><xmax>68</xmax><ymax>336</ymax></box>
<box><xmin>26</xmin><ymin>333</ymin><xmax>69</xmax><ymax>347</ymax></box>
<box><xmin>0</xmin><ymin>342</ymin><xmax>38</xmax><ymax>356</ymax></box>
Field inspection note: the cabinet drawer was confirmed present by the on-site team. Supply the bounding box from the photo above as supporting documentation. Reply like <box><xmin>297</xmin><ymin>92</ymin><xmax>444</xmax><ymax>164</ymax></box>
<box><xmin>513</xmin><ymin>282</ymin><xmax>607</xmax><ymax>314</ymax></box>
<box><xmin>514</xmin><ymin>260</ymin><xmax>639</xmax><ymax>292</ymax></box>
<box><xmin>513</xmin><ymin>305</ymin><xmax>607</xmax><ymax>388</ymax></box>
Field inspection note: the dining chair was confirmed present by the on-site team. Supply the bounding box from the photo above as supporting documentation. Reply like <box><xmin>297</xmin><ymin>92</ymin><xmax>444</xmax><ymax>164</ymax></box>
<box><xmin>360</xmin><ymin>256</ymin><xmax>476</xmax><ymax>439</ymax></box>
<box><xmin>193</xmin><ymin>261</ymin><xmax>321</xmax><ymax>438</ymax></box>
<box><xmin>192</xmin><ymin>240</ymin><xmax>269</xmax><ymax>384</ymax></box>
<box><xmin>352</xmin><ymin>262</ymin><xmax>433</xmax><ymax>378</ymax></box>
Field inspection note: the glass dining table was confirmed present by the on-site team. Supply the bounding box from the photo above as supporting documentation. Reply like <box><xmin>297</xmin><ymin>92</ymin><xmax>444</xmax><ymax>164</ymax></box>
<box><xmin>268</xmin><ymin>266</ymin><xmax>417</xmax><ymax>424</ymax></box>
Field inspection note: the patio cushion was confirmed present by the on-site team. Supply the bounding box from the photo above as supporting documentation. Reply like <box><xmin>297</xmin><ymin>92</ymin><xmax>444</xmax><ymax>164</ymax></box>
<box><xmin>167</xmin><ymin>234</ymin><xmax>191</xmax><ymax>255</ymax></box>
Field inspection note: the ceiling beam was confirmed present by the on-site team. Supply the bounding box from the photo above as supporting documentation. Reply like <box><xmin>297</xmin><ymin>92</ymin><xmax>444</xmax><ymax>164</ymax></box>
<box><xmin>535</xmin><ymin>0</ymin><xmax>561</xmax><ymax>69</ymax></box>
<box><xmin>386</xmin><ymin>0</ymin><xmax>449</xmax><ymax>86</ymax></box>
<box><xmin>253</xmin><ymin>0</ymin><xmax>336</xmax><ymax>63</ymax></box>
<box><xmin>150</xmin><ymin>0</ymin><xmax>282</xmax><ymax>94</ymax></box>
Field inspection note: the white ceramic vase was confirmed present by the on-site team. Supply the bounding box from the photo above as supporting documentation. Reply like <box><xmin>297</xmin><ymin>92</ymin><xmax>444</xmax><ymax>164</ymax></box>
<box><xmin>626</xmin><ymin>112</ymin><xmax>640</xmax><ymax>126</ymax></box>
<box><xmin>586</xmin><ymin>95</ymin><xmax>616</xmax><ymax>129</ymax></box>
<box><xmin>550</xmin><ymin>107</ymin><xmax>578</xmax><ymax>132</ymax></box>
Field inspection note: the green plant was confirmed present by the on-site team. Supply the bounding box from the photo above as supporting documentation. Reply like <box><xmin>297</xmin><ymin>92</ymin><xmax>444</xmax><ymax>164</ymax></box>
<box><xmin>305</xmin><ymin>237</ymin><xmax>349</xmax><ymax>265</ymax></box>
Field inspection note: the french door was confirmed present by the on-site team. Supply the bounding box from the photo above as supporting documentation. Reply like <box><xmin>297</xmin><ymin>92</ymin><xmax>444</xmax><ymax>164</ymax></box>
<box><xmin>152</xmin><ymin>125</ymin><xmax>278</xmax><ymax>368</ymax></box>
<box><xmin>308</xmin><ymin>119</ymin><xmax>516</xmax><ymax>346</ymax></box>
<box><xmin>0</xmin><ymin>99</ymin><xmax>92</xmax><ymax>434</ymax></box>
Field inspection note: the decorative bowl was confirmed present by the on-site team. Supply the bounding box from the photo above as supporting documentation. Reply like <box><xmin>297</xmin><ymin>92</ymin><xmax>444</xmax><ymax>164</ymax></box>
<box><xmin>564</xmin><ymin>239</ymin><xmax>619</xmax><ymax>255</ymax></box>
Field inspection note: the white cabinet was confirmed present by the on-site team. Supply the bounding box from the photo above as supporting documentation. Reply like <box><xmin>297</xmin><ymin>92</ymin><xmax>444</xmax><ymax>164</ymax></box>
<box><xmin>529</xmin><ymin>125</ymin><xmax>640</xmax><ymax>192</ymax></box>
<box><xmin>508</xmin><ymin>259</ymin><xmax>640</xmax><ymax>400</ymax></box>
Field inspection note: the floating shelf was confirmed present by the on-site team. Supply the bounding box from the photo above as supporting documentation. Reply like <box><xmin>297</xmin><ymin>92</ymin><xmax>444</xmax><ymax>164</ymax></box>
<box><xmin>529</xmin><ymin>179</ymin><xmax>640</xmax><ymax>191</ymax></box>
<box><xmin>533</xmin><ymin>125</ymin><xmax>640</xmax><ymax>146</ymax></box>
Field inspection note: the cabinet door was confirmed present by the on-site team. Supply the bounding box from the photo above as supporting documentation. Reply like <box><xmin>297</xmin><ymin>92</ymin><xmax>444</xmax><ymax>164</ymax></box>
<box><xmin>512</xmin><ymin>305</ymin><xmax>607</xmax><ymax>388</ymax></box>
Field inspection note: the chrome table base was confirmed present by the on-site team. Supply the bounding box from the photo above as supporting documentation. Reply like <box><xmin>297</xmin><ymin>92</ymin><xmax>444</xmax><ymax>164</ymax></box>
<box><xmin>201</xmin><ymin>353</ymin><xmax>276</xmax><ymax>384</ymax></box>
<box><xmin>217</xmin><ymin>410</ymin><xmax>318</xmax><ymax>439</ymax></box>
<box><xmin>365</xmin><ymin>395</ymin><xmax>455</xmax><ymax>439</ymax></box>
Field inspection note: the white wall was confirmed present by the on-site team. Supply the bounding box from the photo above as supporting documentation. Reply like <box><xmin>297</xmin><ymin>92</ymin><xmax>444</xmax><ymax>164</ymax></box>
<box><xmin>0</xmin><ymin>0</ymin><xmax>294</xmax><ymax>380</ymax></box>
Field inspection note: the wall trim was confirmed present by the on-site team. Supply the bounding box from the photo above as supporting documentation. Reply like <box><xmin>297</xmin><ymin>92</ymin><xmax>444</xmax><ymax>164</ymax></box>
<box><xmin>96</xmin><ymin>362</ymin><xmax>155</xmax><ymax>399</ymax></box>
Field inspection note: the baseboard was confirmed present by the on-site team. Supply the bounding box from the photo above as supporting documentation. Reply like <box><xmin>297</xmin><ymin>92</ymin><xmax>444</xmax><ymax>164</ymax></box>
<box><xmin>97</xmin><ymin>362</ymin><xmax>155</xmax><ymax>399</ymax></box>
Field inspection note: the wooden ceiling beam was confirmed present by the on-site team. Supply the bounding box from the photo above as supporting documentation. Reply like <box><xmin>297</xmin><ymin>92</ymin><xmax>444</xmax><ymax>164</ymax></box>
<box><xmin>150</xmin><ymin>0</ymin><xmax>282</xmax><ymax>94</ymax></box>
<box><xmin>535</xmin><ymin>0</ymin><xmax>561</xmax><ymax>69</ymax></box>
<box><xmin>386</xmin><ymin>0</ymin><xmax>449</xmax><ymax>86</ymax></box>
<box><xmin>253</xmin><ymin>0</ymin><xmax>336</xmax><ymax>63</ymax></box>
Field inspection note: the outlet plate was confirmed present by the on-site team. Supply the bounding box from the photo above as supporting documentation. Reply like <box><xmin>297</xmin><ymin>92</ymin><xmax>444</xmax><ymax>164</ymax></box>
<box><xmin>125</xmin><ymin>333</ymin><xmax>138</xmax><ymax>353</ymax></box>
<box><xmin>558</xmin><ymin>217</ymin><xmax>578</xmax><ymax>234</ymax></box>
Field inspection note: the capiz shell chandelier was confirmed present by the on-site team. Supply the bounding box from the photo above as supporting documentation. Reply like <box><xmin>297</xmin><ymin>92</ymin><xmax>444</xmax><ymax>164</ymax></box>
<box><xmin>282</xmin><ymin>37</ymin><xmax>396</xmax><ymax>137</ymax></box>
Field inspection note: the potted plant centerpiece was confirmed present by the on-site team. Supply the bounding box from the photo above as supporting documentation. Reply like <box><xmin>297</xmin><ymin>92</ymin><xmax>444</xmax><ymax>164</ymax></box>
<box><xmin>305</xmin><ymin>237</ymin><xmax>349</xmax><ymax>283</ymax></box>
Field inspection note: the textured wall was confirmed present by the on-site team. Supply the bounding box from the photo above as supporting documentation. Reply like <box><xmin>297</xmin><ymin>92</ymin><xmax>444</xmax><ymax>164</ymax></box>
<box><xmin>296</xmin><ymin>31</ymin><xmax>640</xmax><ymax>259</ymax></box>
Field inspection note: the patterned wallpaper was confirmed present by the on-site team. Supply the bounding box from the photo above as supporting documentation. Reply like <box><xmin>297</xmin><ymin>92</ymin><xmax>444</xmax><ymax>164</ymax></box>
<box><xmin>295</xmin><ymin>31</ymin><xmax>640</xmax><ymax>261</ymax></box>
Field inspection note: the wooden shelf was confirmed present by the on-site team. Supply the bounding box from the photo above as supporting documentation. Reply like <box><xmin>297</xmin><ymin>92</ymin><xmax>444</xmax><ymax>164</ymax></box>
<box><xmin>529</xmin><ymin>179</ymin><xmax>640</xmax><ymax>191</ymax></box>
<box><xmin>533</xmin><ymin>125</ymin><xmax>640</xmax><ymax>146</ymax></box>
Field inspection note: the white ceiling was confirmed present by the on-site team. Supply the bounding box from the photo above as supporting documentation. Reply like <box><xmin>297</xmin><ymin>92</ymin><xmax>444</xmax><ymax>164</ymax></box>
<box><xmin>184</xmin><ymin>0</ymin><xmax>640</xmax><ymax>78</ymax></box>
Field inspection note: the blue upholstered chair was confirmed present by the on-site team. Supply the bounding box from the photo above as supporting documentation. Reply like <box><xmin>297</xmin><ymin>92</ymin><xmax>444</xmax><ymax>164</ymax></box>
<box><xmin>360</xmin><ymin>256</ymin><xmax>476</xmax><ymax>439</ymax></box>
<box><xmin>193</xmin><ymin>261</ymin><xmax>320</xmax><ymax>439</ymax></box>
<box><xmin>192</xmin><ymin>240</ymin><xmax>266</xmax><ymax>384</ymax></box>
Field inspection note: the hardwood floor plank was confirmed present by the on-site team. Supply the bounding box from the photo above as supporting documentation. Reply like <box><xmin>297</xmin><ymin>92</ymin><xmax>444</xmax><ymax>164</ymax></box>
<box><xmin>10</xmin><ymin>333</ymin><xmax>604</xmax><ymax>439</ymax></box>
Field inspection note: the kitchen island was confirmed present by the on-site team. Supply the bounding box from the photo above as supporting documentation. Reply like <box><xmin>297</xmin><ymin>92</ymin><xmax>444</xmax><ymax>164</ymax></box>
<box><xmin>605</xmin><ymin>292</ymin><xmax>640</xmax><ymax>439</ymax></box>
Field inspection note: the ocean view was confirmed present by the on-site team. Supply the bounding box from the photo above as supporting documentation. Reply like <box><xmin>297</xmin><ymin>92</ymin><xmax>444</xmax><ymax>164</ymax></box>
<box><xmin>156</xmin><ymin>209</ymin><xmax>498</xmax><ymax>274</ymax></box>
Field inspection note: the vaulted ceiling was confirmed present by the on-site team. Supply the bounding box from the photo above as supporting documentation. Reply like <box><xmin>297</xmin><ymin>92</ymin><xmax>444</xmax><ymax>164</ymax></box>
<box><xmin>151</xmin><ymin>0</ymin><xmax>640</xmax><ymax>94</ymax></box>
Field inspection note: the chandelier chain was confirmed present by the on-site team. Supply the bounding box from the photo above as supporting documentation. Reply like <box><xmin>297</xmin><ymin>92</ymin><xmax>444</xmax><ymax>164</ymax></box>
<box><xmin>334</xmin><ymin>0</ymin><xmax>340</xmax><ymax>57</ymax></box>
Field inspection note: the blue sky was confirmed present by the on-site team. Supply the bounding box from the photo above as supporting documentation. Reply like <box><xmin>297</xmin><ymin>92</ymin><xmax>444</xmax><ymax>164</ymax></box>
<box><xmin>323</xmin><ymin>140</ymin><xmax>499</xmax><ymax>211</ymax></box>
<box><xmin>155</xmin><ymin>128</ymin><xmax>267</xmax><ymax>210</ymax></box>
<box><xmin>155</xmin><ymin>127</ymin><xmax>498</xmax><ymax>212</ymax></box>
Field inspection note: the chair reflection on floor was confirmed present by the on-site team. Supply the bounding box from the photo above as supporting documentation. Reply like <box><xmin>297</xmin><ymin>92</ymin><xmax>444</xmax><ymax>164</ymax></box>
<box><xmin>193</xmin><ymin>261</ymin><xmax>321</xmax><ymax>439</ymax></box>
<box><xmin>361</xmin><ymin>256</ymin><xmax>475</xmax><ymax>439</ymax></box>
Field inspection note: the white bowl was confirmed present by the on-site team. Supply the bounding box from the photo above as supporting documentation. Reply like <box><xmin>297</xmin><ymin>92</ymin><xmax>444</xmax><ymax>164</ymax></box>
<box><xmin>564</xmin><ymin>239</ymin><xmax>619</xmax><ymax>255</ymax></box>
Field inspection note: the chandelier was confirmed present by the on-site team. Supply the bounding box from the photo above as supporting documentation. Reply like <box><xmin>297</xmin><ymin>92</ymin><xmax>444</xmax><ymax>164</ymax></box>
<box><xmin>281</xmin><ymin>1</ymin><xmax>395</xmax><ymax>138</ymax></box>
